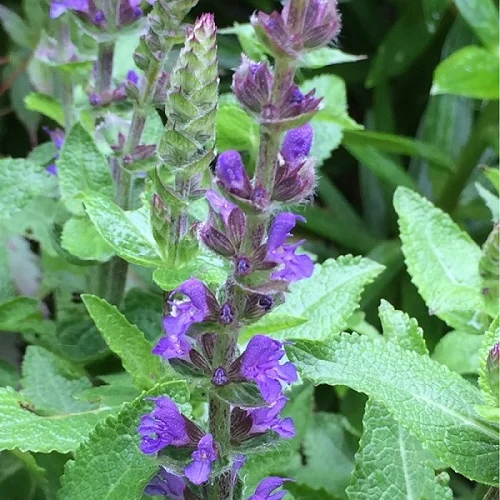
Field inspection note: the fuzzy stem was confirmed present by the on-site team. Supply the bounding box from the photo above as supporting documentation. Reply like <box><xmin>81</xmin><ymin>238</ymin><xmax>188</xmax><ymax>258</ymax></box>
<box><xmin>104</xmin><ymin>50</ymin><xmax>172</xmax><ymax>306</ymax></box>
<box><xmin>437</xmin><ymin>100</ymin><xmax>498</xmax><ymax>213</ymax></box>
<box><xmin>58</xmin><ymin>24</ymin><xmax>74</xmax><ymax>130</ymax></box>
<box><xmin>96</xmin><ymin>42</ymin><xmax>115</xmax><ymax>95</ymax></box>
<box><xmin>208</xmin><ymin>330</ymin><xmax>238</xmax><ymax>500</ymax></box>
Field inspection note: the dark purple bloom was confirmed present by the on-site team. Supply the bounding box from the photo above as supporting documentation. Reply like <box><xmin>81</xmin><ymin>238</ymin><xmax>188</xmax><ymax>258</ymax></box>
<box><xmin>184</xmin><ymin>434</ymin><xmax>217</xmax><ymax>485</ymax></box>
<box><xmin>251</xmin><ymin>10</ymin><xmax>293</xmax><ymax>58</ymax></box>
<box><xmin>247</xmin><ymin>477</ymin><xmax>289</xmax><ymax>500</ymax></box>
<box><xmin>281</xmin><ymin>124</ymin><xmax>314</xmax><ymax>162</ymax></box>
<box><xmin>266</xmin><ymin>213</ymin><xmax>314</xmax><ymax>282</ymax></box>
<box><xmin>145</xmin><ymin>468</ymin><xmax>186</xmax><ymax>499</ymax></box>
<box><xmin>301</xmin><ymin>0</ymin><xmax>341</xmax><ymax>49</ymax></box>
<box><xmin>50</xmin><ymin>0</ymin><xmax>88</xmax><ymax>18</ymax></box>
<box><xmin>127</xmin><ymin>69</ymin><xmax>140</xmax><ymax>85</ymax></box>
<box><xmin>233</xmin><ymin>56</ymin><xmax>273</xmax><ymax>113</ymax></box>
<box><xmin>249</xmin><ymin>396</ymin><xmax>295</xmax><ymax>438</ymax></box>
<box><xmin>212</xmin><ymin>367</ymin><xmax>229</xmax><ymax>386</ymax></box>
<box><xmin>138</xmin><ymin>396</ymin><xmax>189</xmax><ymax>454</ymax></box>
<box><xmin>216</xmin><ymin>150</ymin><xmax>252</xmax><ymax>199</ymax></box>
<box><xmin>153</xmin><ymin>279</ymin><xmax>214</xmax><ymax>360</ymax></box>
<box><xmin>240</xmin><ymin>335</ymin><xmax>298</xmax><ymax>403</ymax></box>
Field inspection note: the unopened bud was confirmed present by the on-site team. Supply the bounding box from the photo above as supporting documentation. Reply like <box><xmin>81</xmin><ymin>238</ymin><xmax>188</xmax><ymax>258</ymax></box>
<box><xmin>486</xmin><ymin>343</ymin><xmax>500</xmax><ymax>400</ymax></box>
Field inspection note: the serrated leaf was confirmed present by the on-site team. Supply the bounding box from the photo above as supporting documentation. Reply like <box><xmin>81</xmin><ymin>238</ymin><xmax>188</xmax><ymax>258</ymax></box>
<box><xmin>288</xmin><ymin>333</ymin><xmax>499</xmax><ymax>484</ymax></box>
<box><xmin>0</xmin><ymin>158</ymin><xmax>57</xmax><ymax>223</ymax></box>
<box><xmin>82</xmin><ymin>294</ymin><xmax>167</xmax><ymax>390</ymax></box>
<box><xmin>299</xmin><ymin>47</ymin><xmax>365</xmax><ymax>69</ymax></box>
<box><xmin>394</xmin><ymin>186</ymin><xmax>486</xmax><ymax>329</ymax></box>
<box><xmin>286</xmin><ymin>482</ymin><xmax>339</xmax><ymax>500</ymax></box>
<box><xmin>478</xmin><ymin>317</ymin><xmax>500</xmax><ymax>406</ymax></box>
<box><xmin>432</xmin><ymin>330</ymin><xmax>483</xmax><ymax>374</ymax></box>
<box><xmin>379</xmin><ymin>299</ymin><xmax>427</xmax><ymax>354</ymax></box>
<box><xmin>58</xmin><ymin>381</ymin><xmax>190</xmax><ymax>500</ymax></box>
<box><xmin>257</xmin><ymin>256</ymin><xmax>383</xmax><ymax>341</ymax></box>
<box><xmin>296</xmin><ymin>413</ymin><xmax>355</xmax><ymax>497</ymax></box>
<box><xmin>348</xmin><ymin>303</ymin><xmax>449</xmax><ymax>500</ymax></box>
<box><xmin>57</xmin><ymin>123</ymin><xmax>114</xmax><ymax>215</ymax></box>
<box><xmin>431</xmin><ymin>46</ymin><xmax>499</xmax><ymax>99</ymax></box>
<box><xmin>61</xmin><ymin>216</ymin><xmax>115</xmax><ymax>262</ymax></box>
<box><xmin>240</xmin><ymin>315</ymin><xmax>307</xmax><ymax>343</ymax></box>
<box><xmin>479</xmin><ymin>224</ymin><xmax>499</xmax><ymax>315</ymax></box>
<box><xmin>0</xmin><ymin>297</ymin><xmax>41</xmax><ymax>331</ymax></box>
<box><xmin>347</xmin><ymin>400</ymin><xmax>451</xmax><ymax>500</ymax></box>
<box><xmin>0</xmin><ymin>387</ymin><xmax>114</xmax><ymax>453</ymax></box>
<box><xmin>21</xmin><ymin>346</ymin><xmax>94</xmax><ymax>414</ymax></box>
<box><xmin>84</xmin><ymin>192</ymin><xmax>163</xmax><ymax>267</ymax></box>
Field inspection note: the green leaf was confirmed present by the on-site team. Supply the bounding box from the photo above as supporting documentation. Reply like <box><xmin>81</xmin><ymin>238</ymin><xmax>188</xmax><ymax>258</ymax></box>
<box><xmin>122</xmin><ymin>289</ymin><xmax>162</xmax><ymax>343</ymax></box>
<box><xmin>24</xmin><ymin>93</ymin><xmax>64</xmax><ymax>125</ymax></box>
<box><xmin>0</xmin><ymin>297</ymin><xmax>41</xmax><ymax>331</ymax></box>
<box><xmin>0</xmin><ymin>6</ymin><xmax>32</xmax><ymax>48</ymax></box>
<box><xmin>84</xmin><ymin>192</ymin><xmax>163</xmax><ymax>267</ymax></box>
<box><xmin>348</xmin><ymin>302</ymin><xmax>450</xmax><ymax>500</ymax></box>
<box><xmin>257</xmin><ymin>256</ymin><xmax>384</xmax><ymax>341</ymax></box>
<box><xmin>28</xmin><ymin>141</ymin><xmax>57</xmax><ymax>166</ymax></box>
<box><xmin>394</xmin><ymin>187</ymin><xmax>486</xmax><ymax>329</ymax></box>
<box><xmin>82</xmin><ymin>294</ymin><xmax>167</xmax><ymax>390</ymax></box>
<box><xmin>299</xmin><ymin>47</ymin><xmax>365</xmax><ymax>68</ymax></box>
<box><xmin>343</xmin><ymin>130</ymin><xmax>455</xmax><ymax>173</ymax></box>
<box><xmin>422</xmin><ymin>0</ymin><xmax>452</xmax><ymax>31</ymax></box>
<box><xmin>302</xmin><ymin>75</ymin><xmax>361</xmax><ymax>166</ymax></box>
<box><xmin>431</xmin><ymin>46</ymin><xmax>499</xmax><ymax>99</ymax></box>
<box><xmin>21</xmin><ymin>346</ymin><xmax>94</xmax><ymax>414</ymax></box>
<box><xmin>0</xmin><ymin>158</ymin><xmax>57</xmax><ymax>223</ymax></box>
<box><xmin>218</xmin><ymin>23</ymin><xmax>268</xmax><ymax>61</ymax></box>
<box><xmin>432</xmin><ymin>330</ymin><xmax>483</xmax><ymax>374</ymax></box>
<box><xmin>0</xmin><ymin>361</ymin><xmax>19</xmax><ymax>388</ymax></box>
<box><xmin>296</xmin><ymin>413</ymin><xmax>355</xmax><ymax>498</ymax></box>
<box><xmin>59</xmin><ymin>381</ymin><xmax>190</xmax><ymax>500</ymax></box>
<box><xmin>454</xmin><ymin>0</ymin><xmax>499</xmax><ymax>48</ymax></box>
<box><xmin>216</xmin><ymin>104</ymin><xmax>259</xmax><ymax>156</ymax></box>
<box><xmin>57</xmin><ymin>123</ymin><xmax>114</xmax><ymax>215</ymax></box>
<box><xmin>288</xmin><ymin>333</ymin><xmax>500</xmax><ymax>484</ymax></box>
<box><xmin>61</xmin><ymin>216</ymin><xmax>115</xmax><ymax>262</ymax></box>
<box><xmin>479</xmin><ymin>225</ymin><xmax>499</xmax><ymax>315</ymax></box>
<box><xmin>476</xmin><ymin>183</ymin><xmax>499</xmax><ymax>222</ymax></box>
<box><xmin>286</xmin><ymin>483</ymin><xmax>339</xmax><ymax>500</ymax></box>
<box><xmin>240</xmin><ymin>314</ymin><xmax>307</xmax><ymax>343</ymax></box>
<box><xmin>478</xmin><ymin>317</ymin><xmax>500</xmax><ymax>406</ymax></box>
<box><xmin>484</xmin><ymin>167</ymin><xmax>499</xmax><ymax>192</ymax></box>
<box><xmin>344</xmin><ymin>143</ymin><xmax>418</xmax><ymax>191</ymax></box>
<box><xmin>0</xmin><ymin>387</ymin><xmax>114</xmax><ymax>453</ymax></box>
<box><xmin>347</xmin><ymin>400</ymin><xmax>452</xmax><ymax>500</ymax></box>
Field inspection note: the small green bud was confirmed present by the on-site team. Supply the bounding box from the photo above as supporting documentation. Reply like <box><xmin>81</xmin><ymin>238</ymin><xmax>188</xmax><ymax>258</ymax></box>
<box><xmin>486</xmin><ymin>343</ymin><xmax>500</xmax><ymax>402</ymax></box>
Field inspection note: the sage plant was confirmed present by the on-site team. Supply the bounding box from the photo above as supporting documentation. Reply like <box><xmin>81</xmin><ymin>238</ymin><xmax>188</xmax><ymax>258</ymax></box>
<box><xmin>138</xmin><ymin>1</ymin><xmax>341</xmax><ymax>498</ymax></box>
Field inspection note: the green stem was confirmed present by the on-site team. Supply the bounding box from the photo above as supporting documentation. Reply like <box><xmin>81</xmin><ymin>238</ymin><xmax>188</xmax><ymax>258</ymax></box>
<box><xmin>437</xmin><ymin>101</ymin><xmax>498</xmax><ymax>213</ymax></box>
<box><xmin>208</xmin><ymin>330</ymin><xmax>238</xmax><ymax>500</ymax></box>
<box><xmin>104</xmin><ymin>51</ymin><xmax>171</xmax><ymax>306</ymax></box>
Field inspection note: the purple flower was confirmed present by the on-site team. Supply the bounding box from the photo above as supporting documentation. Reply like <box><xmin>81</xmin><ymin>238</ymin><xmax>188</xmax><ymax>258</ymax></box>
<box><xmin>249</xmin><ymin>396</ymin><xmax>295</xmax><ymax>438</ymax></box>
<box><xmin>138</xmin><ymin>396</ymin><xmax>190</xmax><ymax>455</ymax></box>
<box><xmin>206</xmin><ymin>190</ymin><xmax>237</xmax><ymax>225</ymax></box>
<box><xmin>216</xmin><ymin>150</ymin><xmax>252</xmax><ymax>199</ymax></box>
<box><xmin>247</xmin><ymin>477</ymin><xmax>289</xmax><ymax>500</ymax></box>
<box><xmin>50</xmin><ymin>0</ymin><xmax>88</xmax><ymax>18</ymax></box>
<box><xmin>233</xmin><ymin>56</ymin><xmax>273</xmax><ymax>113</ymax></box>
<box><xmin>184</xmin><ymin>434</ymin><xmax>217</xmax><ymax>485</ymax></box>
<box><xmin>301</xmin><ymin>0</ymin><xmax>341</xmax><ymax>49</ymax></box>
<box><xmin>145</xmin><ymin>468</ymin><xmax>186</xmax><ymax>499</ymax></box>
<box><xmin>281</xmin><ymin>124</ymin><xmax>314</xmax><ymax>162</ymax></box>
<box><xmin>240</xmin><ymin>335</ymin><xmax>298</xmax><ymax>403</ymax></box>
<box><xmin>266</xmin><ymin>213</ymin><xmax>314</xmax><ymax>282</ymax></box>
<box><xmin>153</xmin><ymin>279</ymin><xmax>215</xmax><ymax>360</ymax></box>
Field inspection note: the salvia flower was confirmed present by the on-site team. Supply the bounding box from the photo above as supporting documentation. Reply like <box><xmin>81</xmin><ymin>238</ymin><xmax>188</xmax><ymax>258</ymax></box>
<box><xmin>184</xmin><ymin>434</ymin><xmax>218</xmax><ymax>485</ymax></box>
<box><xmin>153</xmin><ymin>279</ymin><xmax>217</xmax><ymax>360</ymax></box>
<box><xmin>138</xmin><ymin>396</ymin><xmax>191</xmax><ymax>454</ymax></box>
<box><xmin>215</xmin><ymin>150</ymin><xmax>252</xmax><ymax>200</ymax></box>
<box><xmin>249</xmin><ymin>396</ymin><xmax>295</xmax><ymax>438</ymax></box>
<box><xmin>247</xmin><ymin>476</ymin><xmax>289</xmax><ymax>500</ymax></box>
<box><xmin>145</xmin><ymin>468</ymin><xmax>186</xmax><ymax>499</ymax></box>
<box><xmin>252</xmin><ymin>0</ymin><xmax>340</xmax><ymax>57</ymax></box>
<box><xmin>266</xmin><ymin>213</ymin><xmax>314</xmax><ymax>282</ymax></box>
<box><xmin>233</xmin><ymin>55</ymin><xmax>273</xmax><ymax>114</ymax></box>
<box><xmin>239</xmin><ymin>334</ymin><xmax>298</xmax><ymax>403</ymax></box>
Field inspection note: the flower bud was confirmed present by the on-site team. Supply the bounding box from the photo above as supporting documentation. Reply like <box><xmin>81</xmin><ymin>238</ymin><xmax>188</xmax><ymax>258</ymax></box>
<box><xmin>273</xmin><ymin>157</ymin><xmax>316</xmax><ymax>203</ymax></box>
<box><xmin>301</xmin><ymin>0</ymin><xmax>341</xmax><ymax>49</ymax></box>
<box><xmin>200</xmin><ymin>225</ymin><xmax>236</xmax><ymax>257</ymax></box>
<box><xmin>251</xmin><ymin>10</ymin><xmax>294</xmax><ymax>58</ymax></box>
<box><xmin>232</xmin><ymin>56</ymin><xmax>273</xmax><ymax>114</ymax></box>
<box><xmin>281</xmin><ymin>124</ymin><xmax>314</xmax><ymax>162</ymax></box>
<box><xmin>215</xmin><ymin>150</ymin><xmax>252</xmax><ymax>200</ymax></box>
